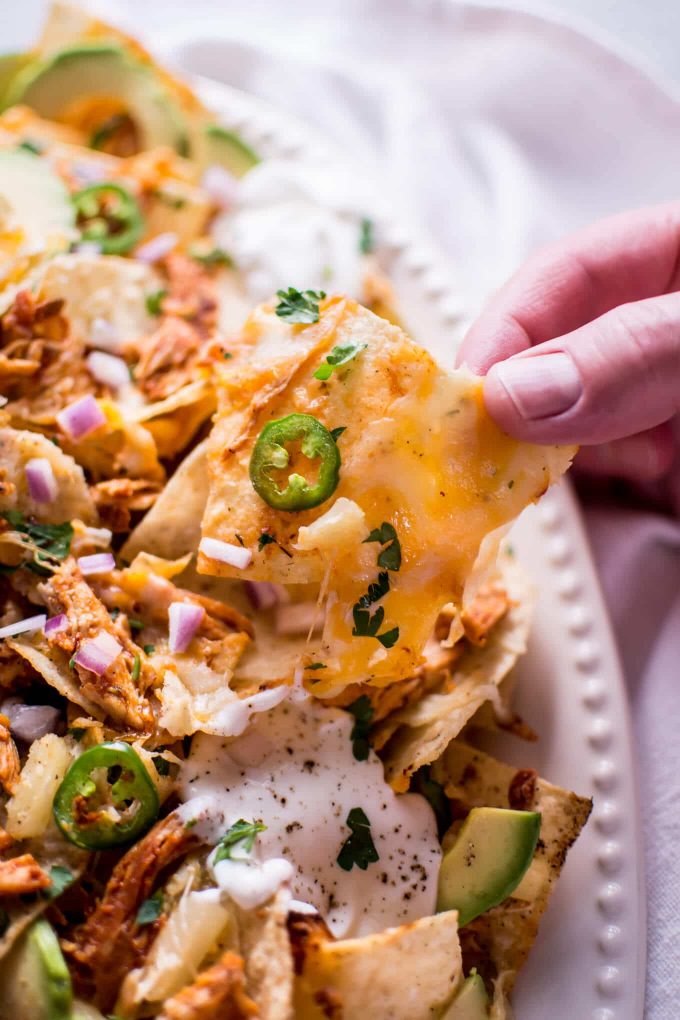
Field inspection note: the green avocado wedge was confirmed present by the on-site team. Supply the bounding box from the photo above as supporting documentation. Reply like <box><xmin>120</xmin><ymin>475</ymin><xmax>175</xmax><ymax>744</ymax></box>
<box><xmin>4</xmin><ymin>43</ymin><xmax>189</xmax><ymax>155</ymax></box>
<box><xmin>0</xmin><ymin>918</ymin><xmax>73</xmax><ymax>1020</ymax></box>
<box><xmin>441</xmin><ymin>971</ymin><xmax>490</xmax><ymax>1019</ymax></box>
<box><xmin>437</xmin><ymin>806</ymin><xmax>541</xmax><ymax>926</ymax></box>
<box><xmin>198</xmin><ymin>123</ymin><xmax>260</xmax><ymax>178</ymax></box>
<box><xmin>0</xmin><ymin>52</ymin><xmax>32</xmax><ymax>108</ymax></box>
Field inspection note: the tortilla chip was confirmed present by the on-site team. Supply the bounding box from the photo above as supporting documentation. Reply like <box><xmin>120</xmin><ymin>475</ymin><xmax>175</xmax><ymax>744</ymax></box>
<box><xmin>294</xmin><ymin>909</ymin><xmax>462</xmax><ymax>1020</ymax></box>
<box><xmin>0</xmin><ymin>426</ymin><xmax>96</xmax><ymax>525</ymax></box>
<box><xmin>7</xmin><ymin>635</ymin><xmax>110</xmax><ymax>721</ymax></box>
<box><xmin>0</xmin><ymin>822</ymin><xmax>86</xmax><ymax>960</ymax></box>
<box><xmin>236</xmin><ymin>890</ymin><xmax>294</xmax><ymax>1020</ymax></box>
<box><xmin>122</xmin><ymin>439</ymin><xmax>209</xmax><ymax>561</ymax></box>
<box><xmin>431</xmin><ymin>742</ymin><xmax>592</xmax><ymax>992</ymax></box>
<box><xmin>378</xmin><ymin>555</ymin><xmax>535</xmax><ymax>790</ymax></box>
<box><xmin>198</xmin><ymin>296</ymin><xmax>573</xmax><ymax>692</ymax></box>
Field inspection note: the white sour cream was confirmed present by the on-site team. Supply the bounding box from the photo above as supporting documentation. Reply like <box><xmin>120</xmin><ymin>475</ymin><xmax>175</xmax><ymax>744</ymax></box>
<box><xmin>212</xmin><ymin>159</ymin><xmax>371</xmax><ymax>303</ymax></box>
<box><xmin>178</xmin><ymin>697</ymin><xmax>441</xmax><ymax>938</ymax></box>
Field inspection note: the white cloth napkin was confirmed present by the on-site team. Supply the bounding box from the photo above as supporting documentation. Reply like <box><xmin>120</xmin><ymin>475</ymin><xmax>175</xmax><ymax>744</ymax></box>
<box><xmin>8</xmin><ymin>1</ymin><xmax>680</xmax><ymax>1012</ymax></box>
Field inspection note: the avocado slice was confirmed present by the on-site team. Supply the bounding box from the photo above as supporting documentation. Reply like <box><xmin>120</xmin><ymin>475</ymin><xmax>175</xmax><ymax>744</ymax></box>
<box><xmin>4</xmin><ymin>44</ymin><xmax>189</xmax><ymax>155</ymax></box>
<box><xmin>442</xmin><ymin>972</ymin><xmax>490</xmax><ymax>1019</ymax></box>
<box><xmin>437</xmin><ymin>806</ymin><xmax>541</xmax><ymax>926</ymax></box>
<box><xmin>0</xmin><ymin>918</ymin><xmax>73</xmax><ymax>1020</ymax></box>
<box><xmin>198</xmin><ymin>123</ymin><xmax>259</xmax><ymax>178</ymax></box>
<box><xmin>0</xmin><ymin>53</ymin><xmax>32</xmax><ymax>108</ymax></box>
<box><xmin>0</xmin><ymin>147</ymin><xmax>75</xmax><ymax>247</ymax></box>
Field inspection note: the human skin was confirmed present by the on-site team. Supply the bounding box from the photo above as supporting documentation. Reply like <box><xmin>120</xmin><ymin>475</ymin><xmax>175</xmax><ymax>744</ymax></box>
<box><xmin>456</xmin><ymin>203</ymin><xmax>680</xmax><ymax>512</ymax></box>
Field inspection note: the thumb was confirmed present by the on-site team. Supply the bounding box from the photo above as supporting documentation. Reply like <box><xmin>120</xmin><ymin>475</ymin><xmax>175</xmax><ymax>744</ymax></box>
<box><xmin>482</xmin><ymin>291</ymin><xmax>680</xmax><ymax>445</ymax></box>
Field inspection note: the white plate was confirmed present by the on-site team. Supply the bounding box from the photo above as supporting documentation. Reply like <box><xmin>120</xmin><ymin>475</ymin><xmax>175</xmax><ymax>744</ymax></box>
<box><xmin>192</xmin><ymin>74</ymin><xmax>645</xmax><ymax>1020</ymax></box>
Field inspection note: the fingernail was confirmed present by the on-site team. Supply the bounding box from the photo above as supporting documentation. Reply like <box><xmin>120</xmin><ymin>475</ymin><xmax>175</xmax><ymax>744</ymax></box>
<box><xmin>492</xmin><ymin>352</ymin><xmax>582</xmax><ymax>420</ymax></box>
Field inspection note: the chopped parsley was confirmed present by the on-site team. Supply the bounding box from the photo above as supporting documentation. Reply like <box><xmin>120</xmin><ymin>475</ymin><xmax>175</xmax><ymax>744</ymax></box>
<box><xmin>234</xmin><ymin>533</ymin><xmax>245</xmax><ymax>547</ymax></box>
<box><xmin>357</xmin><ymin>570</ymin><xmax>389</xmax><ymax>609</ymax></box>
<box><xmin>190</xmin><ymin>246</ymin><xmax>234</xmax><ymax>268</ymax></box>
<box><xmin>109</xmin><ymin>607</ymin><xmax>121</xmax><ymax>621</ymax></box>
<box><xmin>275</xmin><ymin>287</ymin><xmax>326</xmax><ymax>324</ymax></box>
<box><xmin>135</xmin><ymin>890</ymin><xmax>163</xmax><ymax>926</ymax></box>
<box><xmin>337</xmin><ymin>807</ymin><xmax>379</xmax><ymax>871</ymax></box>
<box><xmin>143</xmin><ymin>644</ymin><xmax>156</xmax><ymax>655</ymax></box>
<box><xmin>47</xmin><ymin>865</ymin><xmax>74</xmax><ymax>900</ymax></box>
<box><xmin>131</xmin><ymin>654</ymin><xmax>141</xmax><ymax>682</ymax></box>
<box><xmin>145</xmin><ymin>289</ymin><xmax>167</xmax><ymax>316</ymax></box>
<box><xmin>351</xmin><ymin>570</ymin><xmax>399</xmax><ymax>649</ymax></box>
<box><xmin>67</xmin><ymin>727</ymin><xmax>86</xmax><ymax>740</ymax></box>
<box><xmin>363</xmin><ymin>521</ymin><xmax>401</xmax><ymax>571</ymax></box>
<box><xmin>214</xmin><ymin>819</ymin><xmax>267</xmax><ymax>864</ymax></box>
<box><xmin>152</xmin><ymin>754</ymin><xmax>171</xmax><ymax>777</ymax></box>
<box><xmin>330</xmin><ymin>426</ymin><xmax>346</xmax><ymax>441</ymax></box>
<box><xmin>346</xmin><ymin>695</ymin><xmax>374</xmax><ymax>761</ymax></box>
<box><xmin>313</xmin><ymin>340</ymin><xmax>367</xmax><ymax>381</ymax></box>
<box><xmin>305</xmin><ymin>662</ymin><xmax>326</xmax><ymax>671</ymax></box>
<box><xmin>128</xmin><ymin>618</ymin><xmax>144</xmax><ymax>632</ymax></box>
<box><xmin>359</xmin><ymin>217</ymin><xmax>374</xmax><ymax>255</ymax></box>
<box><xmin>3</xmin><ymin>511</ymin><xmax>73</xmax><ymax>574</ymax></box>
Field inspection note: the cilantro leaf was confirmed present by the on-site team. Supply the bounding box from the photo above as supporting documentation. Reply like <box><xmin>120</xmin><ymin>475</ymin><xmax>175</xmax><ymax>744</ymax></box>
<box><xmin>258</xmin><ymin>533</ymin><xmax>276</xmax><ymax>550</ymax></box>
<box><xmin>330</xmin><ymin>426</ymin><xmax>346</xmax><ymax>441</ymax></box>
<box><xmin>152</xmin><ymin>754</ymin><xmax>170</xmax><ymax>776</ymax></box>
<box><xmin>145</xmin><ymin>289</ymin><xmax>167</xmax><ymax>316</ymax></box>
<box><xmin>336</xmin><ymin>807</ymin><xmax>379</xmax><ymax>871</ymax></box>
<box><xmin>357</xmin><ymin>571</ymin><xmax>389</xmax><ymax>610</ymax></box>
<box><xmin>305</xmin><ymin>662</ymin><xmax>326</xmax><ymax>671</ymax></box>
<box><xmin>359</xmin><ymin>217</ymin><xmax>374</xmax><ymax>255</ymax></box>
<box><xmin>275</xmin><ymin>288</ymin><xmax>326</xmax><ymax>324</ymax></box>
<box><xmin>190</xmin><ymin>246</ymin><xmax>234</xmax><ymax>268</ymax></box>
<box><xmin>136</xmin><ymin>890</ymin><xmax>163</xmax><ymax>926</ymax></box>
<box><xmin>3</xmin><ymin>511</ymin><xmax>73</xmax><ymax>573</ymax></box>
<box><xmin>346</xmin><ymin>695</ymin><xmax>374</xmax><ymax>761</ymax></box>
<box><xmin>47</xmin><ymin>865</ymin><xmax>74</xmax><ymax>900</ymax></box>
<box><xmin>18</xmin><ymin>139</ymin><xmax>44</xmax><ymax>156</ymax></box>
<box><xmin>376</xmin><ymin>625</ymin><xmax>399</xmax><ymax>648</ymax></box>
<box><xmin>352</xmin><ymin>604</ymin><xmax>385</xmax><ymax>639</ymax></box>
<box><xmin>413</xmin><ymin>767</ymin><xmax>450</xmax><ymax>839</ymax></box>
<box><xmin>214</xmin><ymin>819</ymin><xmax>267</xmax><ymax>865</ymax></box>
<box><xmin>363</xmin><ymin>522</ymin><xmax>401</xmax><ymax>571</ymax></box>
<box><xmin>131</xmin><ymin>654</ymin><xmax>141</xmax><ymax>682</ymax></box>
<box><xmin>313</xmin><ymin>341</ymin><xmax>367</xmax><ymax>381</ymax></box>
<box><xmin>143</xmin><ymin>644</ymin><xmax>156</xmax><ymax>655</ymax></box>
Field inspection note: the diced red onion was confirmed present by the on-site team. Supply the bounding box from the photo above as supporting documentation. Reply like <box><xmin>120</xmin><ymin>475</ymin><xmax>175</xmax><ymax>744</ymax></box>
<box><xmin>201</xmin><ymin>165</ymin><xmax>239</xmax><ymax>209</ymax></box>
<box><xmin>74</xmin><ymin>632</ymin><xmax>122</xmax><ymax>675</ymax></box>
<box><xmin>1</xmin><ymin>699</ymin><xmax>61</xmax><ymax>742</ymax></box>
<box><xmin>275</xmin><ymin>602</ymin><xmax>323</xmax><ymax>636</ymax></box>
<box><xmin>44</xmin><ymin>614</ymin><xmax>68</xmax><ymax>636</ymax></box>
<box><xmin>77</xmin><ymin>552</ymin><xmax>115</xmax><ymax>576</ymax></box>
<box><xmin>73</xmin><ymin>241</ymin><xmax>102</xmax><ymax>256</ymax></box>
<box><xmin>243</xmin><ymin>580</ymin><xmax>286</xmax><ymax>611</ymax></box>
<box><xmin>135</xmin><ymin>231</ymin><xmax>178</xmax><ymax>264</ymax></box>
<box><xmin>0</xmin><ymin>614</ymin><xmax>47</xmax><ymax>640</ymax></box>
<box><xmin>25</xmin><ymin>458</ymin><xmax>58</xmax><ymax>503</ymax></box>
<box><xmin>90</xmin><ymin>317</ymin><xmax>121</xmax><ymax>352</ymax></box>
<box><xmin>56</xmin><ymin>394</ymin><xmax>106</xmax><ymax>441</ymax></box>
<box><xmin>71</xmin><ymin>161</ymin><xmax>108</xmax><ymax>185</ymax></box>
<box><xmin>168</xmin><ymin>602</ymin><xmax>205</xmax><ymax>654</ymax></box>
<box><xmin>86</xmin><ymin>350</ymin><xmax>130</xmax><ymax>390</ymax></box>
<box><xmin>199</xmin><ymin>536</ymin><xmax>252</xmax><ymax>570</ymax></box>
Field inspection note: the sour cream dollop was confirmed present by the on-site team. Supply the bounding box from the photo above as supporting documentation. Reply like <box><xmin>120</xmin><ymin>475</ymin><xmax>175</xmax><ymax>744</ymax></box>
<box><xmin>178</xmin><ymin>697</ymin><xmax>441</xmax><ymax>938</ymax></box>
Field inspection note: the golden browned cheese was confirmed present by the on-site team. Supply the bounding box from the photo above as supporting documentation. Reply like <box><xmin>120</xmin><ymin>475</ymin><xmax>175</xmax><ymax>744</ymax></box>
<box><xmin>64</xmin><ymin>813</ymin><xmax>199</xmax><ymax>1011</ymax></box>
<box><xmin>0</xmin><ymin>715</ymin><xmax>20</xmax><ymax>795</ymax></box>
<box><xmin>39</xmin><ymin>559</ymin><xmax>154</xmax><ymax>730</ymax></box>
<box><xmin>199</xmin><ymin>297</ymin><xmax>574</xmax><ymax>692</ymax></box>
<box><xmin>157</xmin><ymin>951</ymin><xmax>259</xmax><ymax>1020</ymax></box>
<box><xmin>0</xmin><ymin>853</ymin><xmax>50</xmax><ymax>896</ymax></box>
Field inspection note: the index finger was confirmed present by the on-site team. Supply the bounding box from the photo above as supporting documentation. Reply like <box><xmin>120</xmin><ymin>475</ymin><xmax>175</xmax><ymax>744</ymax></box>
<box><xmin>457</xmin><ymin>201</ymin><xmax>680</xmax><ymax>373</ymax></box>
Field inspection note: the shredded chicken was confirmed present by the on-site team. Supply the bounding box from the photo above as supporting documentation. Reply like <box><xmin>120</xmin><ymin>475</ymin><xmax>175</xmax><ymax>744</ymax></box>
<box><xmin>0</xmin><ymin>853</ymin><xmax>50</xmax><ymax>895</ymax></box>
<box><xmin>461</xmin><ymin>582</ymin><xmax>510</xmax><ymax>646</ymax></box>
<box><xmin>1</xmin><ymin>290</ymin><xmax>94</xmax><ymax>427</ymax></box>
<box><xmin>64</xmin><ymin>813</ymin><xmax>199</xmax><ymax>1011</ymax></box>
<box><xmin>39</xmin><ymin>559</ymin><xmax>154</xmax><ymax>730</ymax></box>
<box><xmin>90</xmin><ymin>477</ymin><xmax>163</xmax><ymax>532</ymax></box>
<box><xmin>157</xmin><ymin>950</ymin><xmax>259</xmax><ymax>1020</ymax></box>
<box><xmin>0</xmin><ymin>713</ymin><xmax>20</xmax><ymax>794</ymax></box>
<box><xmin>129</xmin><ymin>254</ymin><xmax>217</xmax><ymax>401</ymax></box>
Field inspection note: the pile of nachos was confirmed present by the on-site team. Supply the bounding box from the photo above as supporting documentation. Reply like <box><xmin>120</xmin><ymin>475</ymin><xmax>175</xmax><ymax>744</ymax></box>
<box><xmin>0</xmin><ymin>5</ymin><xmax>591</xmax><ymax>1019</ymax></box>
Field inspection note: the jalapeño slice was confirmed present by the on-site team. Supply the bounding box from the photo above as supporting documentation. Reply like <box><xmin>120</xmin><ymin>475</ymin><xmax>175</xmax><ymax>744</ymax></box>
<box><xmin>72</xmin><ymin>182</ymin><xmax>144</xmax><ymax>255</ymax></box>
<box><xmin>53</xmin><ymin>741</ymin><xmax>159</xmax><ymax>850</ymax></box>
<box><xmin>249</xmin><ymin>413</ymin><xmax>341</xmax><ymax>512</ymax></box>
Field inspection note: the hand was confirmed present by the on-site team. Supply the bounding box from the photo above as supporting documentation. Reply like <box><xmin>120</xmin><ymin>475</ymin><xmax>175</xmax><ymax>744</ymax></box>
<box><xmin>457</xmin><ymin>203</ymin><xmax>680</xmax><ymax>514</ymax></box>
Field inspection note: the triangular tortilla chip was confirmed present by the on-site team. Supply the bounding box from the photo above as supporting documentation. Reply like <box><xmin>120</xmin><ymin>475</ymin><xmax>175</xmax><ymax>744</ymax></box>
<box><xmin>198</xmin><ymin>297</ymin><xmax>573</xmax><ymax>692</ymax></box>
<box><xmin>0</xmin><ymin>426</ymin><xmax>95</xmax><ymax>525</ymax></box>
